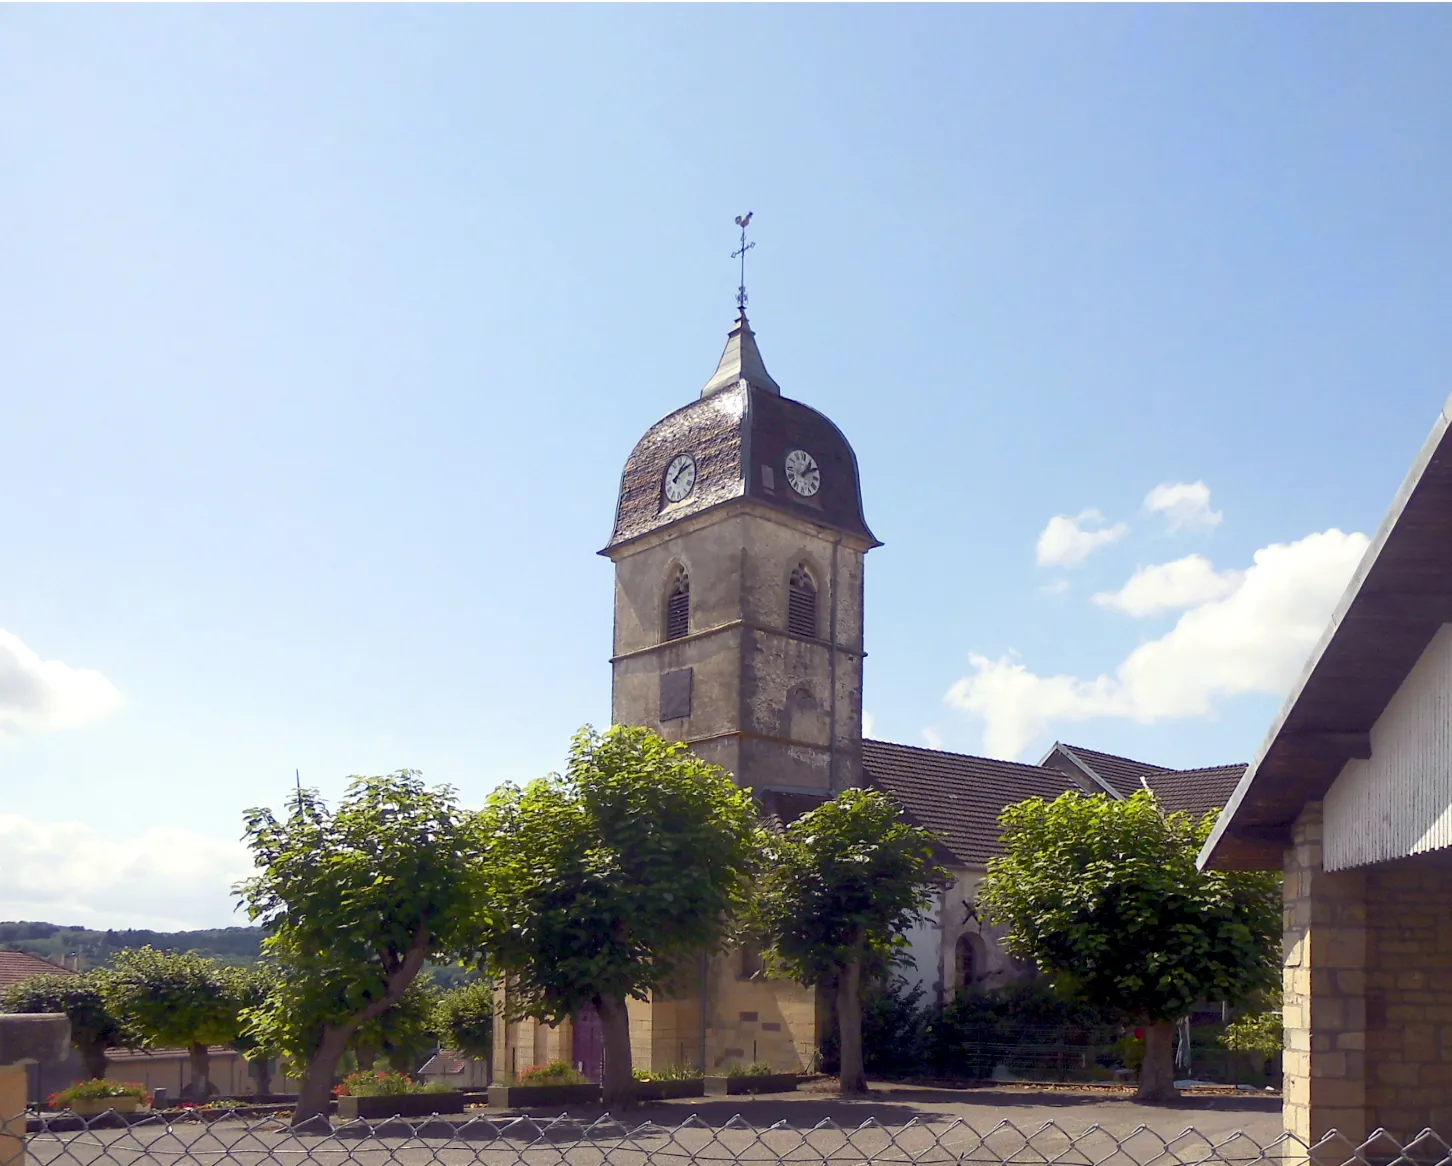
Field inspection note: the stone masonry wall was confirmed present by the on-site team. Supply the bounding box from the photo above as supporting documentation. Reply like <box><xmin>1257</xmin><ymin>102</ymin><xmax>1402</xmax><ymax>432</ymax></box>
<box><xmin>1363</xmin><ymin>846</ymin><xmax>1452</xmax><ymax>1135</ymax></box>
<box><xmin>1284</xmin><ymin>801</ymin><xmax>1452</xmax><ymax>1142</ymax></box>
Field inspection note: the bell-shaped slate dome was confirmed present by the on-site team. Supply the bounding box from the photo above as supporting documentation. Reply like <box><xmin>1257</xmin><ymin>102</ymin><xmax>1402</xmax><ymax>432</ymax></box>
<box><xmin>604</xmin><ymin>310</ymin><xmax>878</xmax><ymax>552</ymax></box>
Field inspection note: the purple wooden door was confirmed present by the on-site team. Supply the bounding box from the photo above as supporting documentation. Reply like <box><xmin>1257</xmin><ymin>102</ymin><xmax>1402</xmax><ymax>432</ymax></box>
<box><xmin>572</xmin><ymin>1004</ymin><xmax>605</xmax><ymax>1083</ymax></box>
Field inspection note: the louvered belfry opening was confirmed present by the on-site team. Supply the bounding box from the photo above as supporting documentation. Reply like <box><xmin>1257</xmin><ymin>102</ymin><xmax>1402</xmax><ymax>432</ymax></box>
<box><xmin>788</xmin><ymin>564</ymin><xmax>817</xmax><ymax>638</ymax></box>
<box><xmin>665</xmin><ymin>569</ymin><xmax>690</xmax><ymax>641</ymax></box>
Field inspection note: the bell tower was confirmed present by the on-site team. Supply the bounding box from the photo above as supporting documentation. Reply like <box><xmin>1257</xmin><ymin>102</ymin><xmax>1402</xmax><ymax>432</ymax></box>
<box><xmin>601</xmin><ymin>308</ymin><xmax>880</xmax><ymax>804</ymax></box>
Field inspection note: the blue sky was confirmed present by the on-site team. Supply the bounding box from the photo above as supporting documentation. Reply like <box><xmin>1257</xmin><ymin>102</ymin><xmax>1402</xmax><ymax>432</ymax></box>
<box><xmin>3</xmin><ymin>5</ymin><xmax>1450</xmax><ymax>929</ymax></box>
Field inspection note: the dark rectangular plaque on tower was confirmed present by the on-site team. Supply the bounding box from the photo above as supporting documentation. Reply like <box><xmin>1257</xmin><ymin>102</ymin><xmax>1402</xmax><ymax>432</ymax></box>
<box><xmin>660</xmin><ymin>668</ymin><xmax>693</xmax><ymax>722</ymax></box>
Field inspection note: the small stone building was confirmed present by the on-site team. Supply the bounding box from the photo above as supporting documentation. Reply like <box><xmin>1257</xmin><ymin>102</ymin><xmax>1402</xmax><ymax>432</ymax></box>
<box><xmin>1201</xmin><ymin>391</ymin><xmax>1452</xmax><ymax>1141</ymax></box>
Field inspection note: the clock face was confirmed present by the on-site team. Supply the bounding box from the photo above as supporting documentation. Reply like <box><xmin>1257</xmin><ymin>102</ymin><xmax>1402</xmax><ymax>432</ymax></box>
<box><xmin>785</xmin><ymin>449</ymin><xmax>820</xmax><ymax>497</ymax></box>
<box><xmin>663</xmin><ymin>453</ymin><xmax>697</xmax><ymax>502</ymax></box>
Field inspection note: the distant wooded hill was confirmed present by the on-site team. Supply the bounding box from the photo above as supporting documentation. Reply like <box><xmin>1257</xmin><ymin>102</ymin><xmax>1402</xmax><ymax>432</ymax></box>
<box><xmin>0</xmin><ymin>922</ymin><xmax>264</xmax><ymax>969</ymax></box>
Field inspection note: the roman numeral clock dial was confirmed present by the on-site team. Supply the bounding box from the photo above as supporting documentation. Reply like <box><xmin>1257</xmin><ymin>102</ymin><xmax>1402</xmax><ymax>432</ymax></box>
<box><xmin>663</xmin><ymin>453</ymin><xmax>696</xmax><ymax>502</ymax></box>
<box><xmin>785</xmin><ymin>448</ymin><xmax>820</xmax><ymax>497</ymax></box>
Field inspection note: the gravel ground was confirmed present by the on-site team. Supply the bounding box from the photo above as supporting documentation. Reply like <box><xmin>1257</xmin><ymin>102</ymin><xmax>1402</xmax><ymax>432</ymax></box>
<box><xmin>22</xmin><ymin>1084</ymin><xmax>1286</xmax><ymax>1166</ymax></box>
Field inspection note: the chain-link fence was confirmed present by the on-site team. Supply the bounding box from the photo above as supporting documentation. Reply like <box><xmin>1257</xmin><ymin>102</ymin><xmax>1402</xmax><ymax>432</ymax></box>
<box><xmin>10</xmin><ymin>1112</ymin><xmax>1451</xmax><ymax>1166</ymax></box>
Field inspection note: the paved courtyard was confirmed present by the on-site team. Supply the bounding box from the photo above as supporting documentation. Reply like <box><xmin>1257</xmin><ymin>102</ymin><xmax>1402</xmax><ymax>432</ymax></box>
<box><xmin>22</xmin><ymin>1084</ymin><xmax>1286</xmax><ymax>1166</ymax></box>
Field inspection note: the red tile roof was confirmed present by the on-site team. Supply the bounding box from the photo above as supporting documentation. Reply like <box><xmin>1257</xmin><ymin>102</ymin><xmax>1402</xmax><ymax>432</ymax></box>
<box><xmin>1144</xmin><ymin>764</ymin><xmax>1249</xmax><ymax>818</ymax></box>
<box><xmin>863</xmin><ymin>739</ymin><xmax>1079</xmax><ymax>867</ymax></box>
<box><xmin>1053</xmin><ymin>743</ymin><xmax>1246</xmax><ymax>818</ymax></box>
<box><xmin>0</xmin><ymin>950</ymin><xmax>72</xmax><ymax>989</ymax></box>
<box><xmin>1054</xmin><ymin>744</ymin><xmax>1171</xmax><ymax>798</ymax></box>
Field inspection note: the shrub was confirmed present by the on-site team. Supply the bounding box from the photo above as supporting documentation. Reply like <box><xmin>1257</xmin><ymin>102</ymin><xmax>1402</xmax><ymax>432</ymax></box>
<box><xmin>725</xmin><ymin>1061</ymin><xmax>777</xmax><ymax>1077</ymax></box>
<box><xmin>633</xmin><ymin>1068</ymin><xmax>705</xmax><ymax>1086</ymax></box>
<box><xmin>1223</xmin><ymin>1011</ymin><xmax>1283</xmax><ymax>1058</ymax></box>
<box><xmin>632</xmin><ymin>1064</ymin><xmax>702</xmax><ymax>1081</ymax></box>
<box><xmin>333</xmin><ymin>1069</ymin><xmax>450</xmax><ymax>1097</ymax></box>
<box><xmin>818</xmin><ymin>973</ymin><xmax>932</xmax><ymax>1077</ymax></box>
<box><xmin>515</xmin><ymin>1061</ymin><xmax>587</xmax><ymax>1085</ymax></box>
<box><xmin>926</xmin><ymin>979</ymin><xmax>1121</xmax><ymax>1079</ymax></box>
<box><xmin>48</xmin><ymin>1080</ymin><xmax>151</xmax><ymax>1110</ymax></box>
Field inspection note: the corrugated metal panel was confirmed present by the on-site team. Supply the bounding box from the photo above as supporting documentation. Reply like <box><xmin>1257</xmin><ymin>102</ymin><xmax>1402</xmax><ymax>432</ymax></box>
<box><xmin>1325</xmin><ymin>624</ymin><xmax>1452</xmax><ymax>870</ymax></box>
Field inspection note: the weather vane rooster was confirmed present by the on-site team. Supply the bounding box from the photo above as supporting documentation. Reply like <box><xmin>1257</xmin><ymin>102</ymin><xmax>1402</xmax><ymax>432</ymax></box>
<box><xmin>732</xmin><ymin>212</ymin><xmax>755</xmax><ymax>310</ymax></box>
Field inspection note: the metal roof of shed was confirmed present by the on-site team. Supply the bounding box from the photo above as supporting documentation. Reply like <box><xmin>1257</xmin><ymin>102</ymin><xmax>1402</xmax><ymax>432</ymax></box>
<box><xmin>1200</xmin><ymin>391</ymin><xmax>1452</xmax><ymax>870</ymax></box>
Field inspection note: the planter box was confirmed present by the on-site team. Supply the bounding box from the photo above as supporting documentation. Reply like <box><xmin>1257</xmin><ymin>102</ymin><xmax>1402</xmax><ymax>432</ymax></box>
<box><xmin>336</xmin><ymin>1092</ymin><xmax>465</xmax><ymax>1120</ymax></box>
<box><xmin>703</xmin><ymin>1073</ymin><xmax>800</xmax><ymax>1096</ymax></box>
<box><xmin>487</xmin><ymin>1082</ymin><xmax>601</xmax><ymax>1109</ymax></box>
<box><xmin>67</xmin><ymin>1096</ymin><xmax>145</xmax><ymax>1117</ymax></box>
<box><xmin>632</xmin><ymin>1079</ymin><xmax>705</xmax><ymax>1102</ymax></box>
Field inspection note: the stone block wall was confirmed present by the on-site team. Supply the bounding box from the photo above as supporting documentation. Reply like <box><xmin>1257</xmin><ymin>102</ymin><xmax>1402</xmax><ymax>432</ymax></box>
<box><xmin>1363</xmin><ymin>846</ymin><xmax>1452</xmax><ymax>1135</ymax></box>
<box><xmin>1283</xmin><ymin>801</ymin><xmax>1452</xmax><ymax>1142</ymax></box>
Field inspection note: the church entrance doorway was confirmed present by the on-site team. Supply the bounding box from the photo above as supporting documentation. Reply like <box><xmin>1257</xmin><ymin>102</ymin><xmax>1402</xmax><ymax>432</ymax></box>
<box><xmin>572</xmin><ymin>1003</ymin><xmax>605</xmax><ymax>1083</ymax></box>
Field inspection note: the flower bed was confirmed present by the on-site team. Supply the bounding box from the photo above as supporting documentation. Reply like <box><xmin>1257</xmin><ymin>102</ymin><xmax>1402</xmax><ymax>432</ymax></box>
<box><xmin>47</xmin><ymin>1080</ymin><xmax>151</xmax><ymax>1116</ymax></box>
<box><xmin>633</xmin><ymin>1078</ymin><xmax>705</xmax><ymax>1101</ymax></box>
<box><xmin>337</xmin><ymin>1093</ymin><xmax>464</xmax><ymax>1119</ymax></box>
<box><xmin>632</xmin><ymin>1066</ymin><xmax>705</xmax><ymax>1101</ymax></box>
<box><xmin>704</xmin><ymin>1066</ymin><xmax>799</xmax><ymax>1096</ymax></box>
<box><xmin>489</xmin><ymin>1061</ymin><xmax>599</xmax><ymax>1108</ymax></box>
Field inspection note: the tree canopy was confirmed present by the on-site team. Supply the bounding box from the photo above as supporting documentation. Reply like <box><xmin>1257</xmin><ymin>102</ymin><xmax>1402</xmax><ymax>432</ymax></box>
<box><xmin>0</xmin><ymin>971</ymin><xmax>130</xmax><ymax>1081</ymax></box>
<box><xmin>757</xmin><ymin>788</ymin><xmax>945</xmax><ymax>1095</ymax></box>
<box><xmin>478</xmin><ymin>725</ymin><xmax>761</xmax><ymax>1107</ymax></box>
<box><xmin>431</xmin><ymin>979</ymin><xmax>495</xmax><ymax>1062</ymax></box>
<box><xmin>976</xmin><ymin>789</ymin><xmax>1281</xmax><ymax>1100</ymax></box>
<box><xmin>236</xmin><ymin>771</ymin><xmax>484</xmax><ymax>1123</ymax></box>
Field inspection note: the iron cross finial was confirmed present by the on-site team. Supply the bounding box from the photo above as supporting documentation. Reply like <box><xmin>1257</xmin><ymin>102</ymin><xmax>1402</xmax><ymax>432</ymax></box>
<box><xmin>732</xmin><ymin>212</ymin><xmax>755</xmax><ymax>310</ymax></box>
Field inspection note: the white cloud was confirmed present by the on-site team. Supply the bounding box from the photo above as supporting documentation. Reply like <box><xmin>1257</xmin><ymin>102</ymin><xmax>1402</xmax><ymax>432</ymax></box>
<box><xmin>1035</xmin><ymin>509</ymin><xmax>1129</xmax><ymax>568</ymax></box>
<box><xmin>946</xmin><ymin>528</ymin><xmax>1371</xmax><ymax>760</ymax></box>
<box><xmin>921</xmin><ymin>727</ymin><xmax>944</xmax><ymax>750</ymax></box>
<box><xmin>1144</xmin><ymin>481</ymin><xmax>1223</xmax><ymax>532</ymax></box>
<box><xmin>0</xmin><ymin>628</ymin><xmax>123</xmax><ymax>738</ymax></box>
<box><xmin>0</xmin><ymin>814</ymin><xmax>253</xmax><ymax>930</ymax></box>
<box><xmin>862</xmin><ymin>712</ymin><xmax>875</xmax><ymax>739</ymax></box>
<box><xmin>1041</xmin><ymin>579</ymin><xmax>1071</xmax><ymax>596</ymax></box>
<box><xmin>1093</xmin><ymin>554</ymin><xmax>1243</xmax><ymax>617</ymax></box>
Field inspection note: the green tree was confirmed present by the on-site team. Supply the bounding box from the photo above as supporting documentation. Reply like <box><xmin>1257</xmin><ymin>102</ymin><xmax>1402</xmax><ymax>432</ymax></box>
<box><xmin>227</xmin><ymin>964</ymin><xmax>281</xmax><ymax>1096</ymax></box>
<box><xmin>353</xmin><ymin>979</ymin><xmax>439</xmax><ymax>1073</ymax></box>
<box><xmin>432</xmin><ymin>979</ymin><xmax>495</xmax><ymax>1062</ymax></box>
<box><xmin>976</xmin><ymin>790</ymin><xmax>1281</xmax><ymax>1101</ymax></box>
<box><xmin>478</xmin><ymin>725</ymin><xmax>761</xmax><ymax>1108</ymax></box>
<box><xmin>757</xmin><ymin>788</ymin><xmax>944</xmax><ymax>1095</ymax></box>
<box><xmin>103</xmin><ymin>947</ymin><xmax>244</xmax><ymax>1098</ymax></box>
<box><xmin>0</xmin><ymin>972</ymin><xmax>130</xmax><ymax>1080</ymax></box>
<box><xmin>235</xmin><ymin>771</ymin><xmax>483</xmax><ymax>1123</ymax></box>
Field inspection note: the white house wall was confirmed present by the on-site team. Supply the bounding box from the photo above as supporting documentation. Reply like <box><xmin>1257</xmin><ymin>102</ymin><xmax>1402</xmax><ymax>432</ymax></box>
<box><xmin>1325</xmin><ymin>624</ymin><xmax>1452</xmax><ymax>870</ymax></box>
<box><xmin>897</xmin><ymin>868</ymin><xmax>1036</xmax><ymax>1005</ymax></box>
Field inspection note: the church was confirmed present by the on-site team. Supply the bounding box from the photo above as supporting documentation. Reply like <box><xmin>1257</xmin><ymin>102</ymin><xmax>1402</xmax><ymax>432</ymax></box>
<box><xmin>493</xmin><ymin>303</ymin><xmax>1242</xmax><ymax>1083</ymax></box>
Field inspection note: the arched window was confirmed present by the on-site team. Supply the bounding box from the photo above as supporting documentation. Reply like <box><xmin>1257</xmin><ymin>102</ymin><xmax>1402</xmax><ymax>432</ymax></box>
<box><xmin>956</xmin><ymin>934</ymin><xmax>980</xmax><ymax>992</ymax></box>
<box><xmin>665</xmin><ymin>569</ymin><xmax>690</xmax><ymax>641</ymax></box>
<box><xmin>788</xmin><ymin>564</ymin><xmax>817</xmax><ymax>638</ymax></box>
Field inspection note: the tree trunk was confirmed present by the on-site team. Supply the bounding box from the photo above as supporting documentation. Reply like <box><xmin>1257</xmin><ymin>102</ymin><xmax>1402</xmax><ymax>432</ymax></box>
<box><xmin>293</xmin><ymin>1025</ymin><xmax>354</xmax><ymax>1125</ymax></box>
<box><xmin>251</xmin><ymin>1058</ymin><xmax>273</xmax><ymax>1098</ymax></box>
<box><xmin>78</xmin><ymin>1039</ymin><xmax>109</xmax><ymax>1081</ymax></box>
<box><xmin>291</xmin><ymin>927</ymin><xmax>434</xmax><ymax>1125</ymax></box>
<box><xmin>183</xmin><ymin>1042</ymin><xmax>213</xmax><ymax>1099</ymax></box>
<box><xmin>837</xmin><ymin>954</ymin><xmax>867</xmax><ymax>1096</ymax></box>
<box><xmin>1136</xmin><ymin>1020</ymin><xmax>1179</xmax><ymax>1102</ymax></box>
<box><xmin>596</xmin><ymin>993</ymin><xmax>635</xmax><ymax>1110</ymax></box>
<box><xmin>354</xmin><ymin>1041</ymin><xmax>380</xmax><ymax>1073</ymax></box>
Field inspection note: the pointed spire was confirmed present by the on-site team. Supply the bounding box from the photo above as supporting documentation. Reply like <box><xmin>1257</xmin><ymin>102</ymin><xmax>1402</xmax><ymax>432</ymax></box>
<box><xmin>701</xmin><ymin>309</ymin><xmax>781</xmax><ymax>398</ymax></box>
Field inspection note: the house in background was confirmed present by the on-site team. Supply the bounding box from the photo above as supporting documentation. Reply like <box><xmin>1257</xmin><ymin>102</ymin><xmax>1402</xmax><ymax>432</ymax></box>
<box><xmin>0</xmin><ymin>951</ymin><xmax>70</xmax><ymax>992</ymax></box>
<box><xmin>1202</xmin><ymin>391</ymin><xmax>1452</xmax><ymax>1143</ymax></box>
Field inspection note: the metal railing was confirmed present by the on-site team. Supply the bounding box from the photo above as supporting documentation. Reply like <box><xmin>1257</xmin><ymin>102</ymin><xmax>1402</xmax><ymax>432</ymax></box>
<box><xmin>11</xmin><ymin>1113</ymin><xmax>1452</xmax><ymax>1166</ymax></box>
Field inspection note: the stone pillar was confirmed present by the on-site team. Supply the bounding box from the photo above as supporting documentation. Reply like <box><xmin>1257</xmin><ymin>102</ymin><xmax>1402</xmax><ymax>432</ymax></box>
<box><xmin>1283</xmin><ymin>802</ymin><xmax>1368</xmax><ymax>1143</ymax></box>
<box><xmin>0</xmin><ymin>1015</ymin><xmax>70</xmax><ymax>1166</ymax></box>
